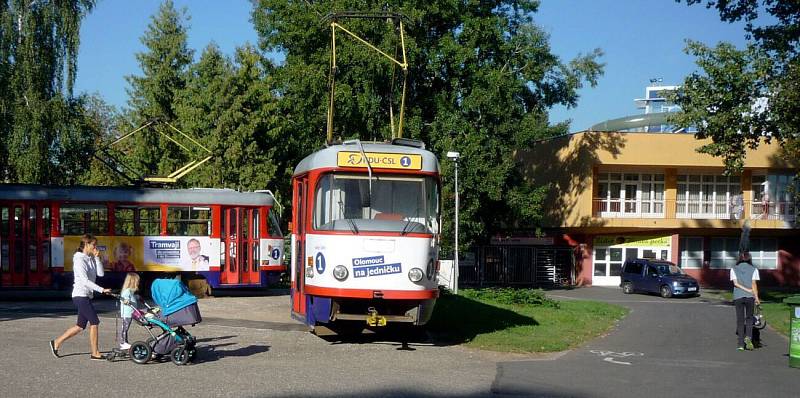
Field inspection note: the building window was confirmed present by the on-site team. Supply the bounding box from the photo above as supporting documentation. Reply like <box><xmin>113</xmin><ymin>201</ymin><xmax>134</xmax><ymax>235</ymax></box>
<box><xmin>751</xmin><ymin>174</ymin><xmax>797</xmax><ymax>221</ymax></box>
<box><xmin>750</xmin><ymin>238</ymin><xmax>778</xmax><ymax>269</ymax></box>
<box><xmin>710</xmin><ymin>237</ymin><xmax>738</xmax><ymax>269</ymax></box>
<box><xmin>679</xmin><ymin>237</ymin><xmax>703</xmax><ymax>269</ymax></box>
<box><xmin>676</xmin><ymin>174</ymin><xmax>740</xmax><ymax>219</ymax></box>
<box><xmin>596</xmin><ymin>172</ymin><xmax>664</xmax><ymax>217</ymax></box>
<box><xmin>711</xmin><ymin>237</ymin><xmax>779</xmax><ymax>269</ymax></box>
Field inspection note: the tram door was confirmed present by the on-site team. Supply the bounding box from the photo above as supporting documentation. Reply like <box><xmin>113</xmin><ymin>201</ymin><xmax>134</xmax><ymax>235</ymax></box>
<box><xmin>0</xmin><ymin>204</ymin><xmax>50</xmax><ymax>287</ymax></box>
<box><xmin>220</xmin><ymin>207</ymin><xmax>259</xmax><ymax>285</ymax></box>
<box><xmin>291</xmin><ymin>178</ymin><xmax>307</xmax><ymax>316</ymax></box>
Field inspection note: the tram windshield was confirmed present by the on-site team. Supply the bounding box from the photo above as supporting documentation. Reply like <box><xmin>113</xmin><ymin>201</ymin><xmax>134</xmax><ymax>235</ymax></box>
<box><xmin>314</xmin><ymin>173</ymin><xmax>440</xmax><ymax>234</ymax></box>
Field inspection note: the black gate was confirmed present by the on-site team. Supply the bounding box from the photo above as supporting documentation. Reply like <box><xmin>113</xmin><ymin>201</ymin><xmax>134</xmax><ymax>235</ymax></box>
<box><xmin>459</xmin><ymin>245</ymin><xmax>574</xmax><ymax>287</ymax></box>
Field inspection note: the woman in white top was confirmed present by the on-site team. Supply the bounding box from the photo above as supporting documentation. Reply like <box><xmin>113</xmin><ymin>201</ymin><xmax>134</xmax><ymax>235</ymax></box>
<box><xmin>49</xmin><ymin>234</ymin><xmax>111</xmax><ymax>360</ymax></box>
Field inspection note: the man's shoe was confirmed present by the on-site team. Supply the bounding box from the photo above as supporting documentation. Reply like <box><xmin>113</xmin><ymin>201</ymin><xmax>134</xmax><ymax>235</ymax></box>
<box><xmin>49</xmin><ymin>340</ymin><xmax>59</xmax><ymax>358</ymax></box>
<box><xmin>119</xmin><ymin>343</ymin><xmax>131</xmax><ymax>350</ymax></box>
<box><xmin>744</xmin><ymin>337</ymin><xmax>754</xmax><ymax>350</ymax></box>
<box><xmin>737</xmin><ymin>346</ymin><xmax>745</xmax><ymax>351</ymax></box>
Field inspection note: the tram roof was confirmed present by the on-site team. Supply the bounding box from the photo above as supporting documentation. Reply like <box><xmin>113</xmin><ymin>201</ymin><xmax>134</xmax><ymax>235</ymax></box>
<box><xmin>0</xmin><ymin>184</ymin><xmax>276</xmax><ymax>207</ymax></box>
<box><xmin>293</xmin><ymin>141</ymin><xmax>440</xmax><ymax>176</ymax></box>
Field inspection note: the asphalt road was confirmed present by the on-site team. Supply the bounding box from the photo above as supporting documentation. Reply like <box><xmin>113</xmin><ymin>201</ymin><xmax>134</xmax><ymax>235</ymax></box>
<box><xmin>1</xmin><ymin>288</ymin><xmax>798</xmax><ymax>397</ymax></box>
<box><xmin>492</xmin><ymin>287</ymin><xmax>800</xmax><ymax>397</ymax></box>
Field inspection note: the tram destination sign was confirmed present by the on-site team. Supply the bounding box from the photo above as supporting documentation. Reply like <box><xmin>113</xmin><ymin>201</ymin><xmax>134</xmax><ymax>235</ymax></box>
<box><xmin>337</xmin><ymin>152</ymin><xmax>422</xmax><ymax>170</ymax></box>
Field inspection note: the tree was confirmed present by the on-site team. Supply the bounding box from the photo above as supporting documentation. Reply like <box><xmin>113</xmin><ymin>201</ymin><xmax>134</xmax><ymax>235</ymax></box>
<box><xmin>252</xmin><ymin>0</ymin><xmax>603</xmax><ymax>251</ymax></box>
<box><xmin>125</xmin><ymin>0</ymin><xmax>194</xmax><ymax>179</ymax></box>
<box><xmin>672</xmin><ymin>1</ymin><xmax>800</xmax><ymax>176</ymax></box>
<box><xmin>0</xmin><ymin>0</ymin><xmax>98</xmax><ymax>183</ymax></box>
<box><xmin>175</xmin><ymin>44</ymin><xmax>283</xmax><ymax>193</ymax></box>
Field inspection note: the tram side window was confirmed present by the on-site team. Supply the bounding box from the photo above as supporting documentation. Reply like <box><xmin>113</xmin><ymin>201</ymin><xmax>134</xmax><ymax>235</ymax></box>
<box><xmin>114</xmin><ymin>207</ymin><xmax>135</xmax><ymax>235</ymax></box>
<box><xmin>140</xmin><ymin>207</ymin><xmax>161</xmax><ymax>235</ymax></box>
<box><xmin>268</xmin><ymin>207</ymin><xmax>282</xmax><ymax>237</ymax></box>
<box><xmin>60</xmin><ymin>205</ymin><xmax>108</xmax><ymax>235</ymax></box>
<box><xmin>167</xmin><ymin>206</ymin><xmax>211</xmax><ymax>236</ymax></box>
<box><xmin>42</xmin><ymin>207</ymin><xmax>51</xmax><ymax>237</ymax></box>
<box><xmin>115</xmin><ymin>206</ymin><xmax>161</xmax><ymax>235</ymax></box>
<box><xmin>426</xmin><ymin>178</ymin><xmax>440</xmax><ymax>234</ymax></box>
<box><xmin>0</xmin><ymin>207</ymin><xmax>7</xmax><ymax>238</ymax></box>
<box><xmin>14</xmin><ymin>207</ymin><xmax>22</xmax><ymax>272</ymax></box>
<box><xmin>42</xmin><ymin>207</ymin><xmax>51</xmax><ymax>268</ymax></box>
<box><xmin>1</xmin><ymin>207</ymin><xmax>8</xmax><ymax>271</ymax></box>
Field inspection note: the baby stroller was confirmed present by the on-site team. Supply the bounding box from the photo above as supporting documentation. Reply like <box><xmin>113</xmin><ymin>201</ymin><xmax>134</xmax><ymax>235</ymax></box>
<box><xmin>115</xmin><ymin>279</ymin><xmax>202</xmax><ymax>365</ymax></box>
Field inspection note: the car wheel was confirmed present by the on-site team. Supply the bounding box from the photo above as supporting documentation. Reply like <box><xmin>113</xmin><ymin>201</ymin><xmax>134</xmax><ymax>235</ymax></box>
<box><xmin>622</xmin><ymin>282</ymin><xmax>634</xmax><ymax>294</ymax></box>
<box><xmin>660</xmin><ymin>285</ymin><xmax>672</xmax><ymax>298</ymax></box>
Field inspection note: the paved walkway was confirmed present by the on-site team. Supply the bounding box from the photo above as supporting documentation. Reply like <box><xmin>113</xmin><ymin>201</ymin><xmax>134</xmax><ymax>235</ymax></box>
<box><xmin>492</xmin><ymin>287</ymin><xmax>799</xmax><ymax>397</ymax></box>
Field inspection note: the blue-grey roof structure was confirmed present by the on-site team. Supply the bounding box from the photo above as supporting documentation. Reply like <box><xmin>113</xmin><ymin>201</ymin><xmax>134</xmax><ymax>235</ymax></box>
<box><xmin>293</xmin><ymin>141</ymin><xmax>440</xmax><ymax>176</ymax></box>
<box><xmin>0</xmin><ymin>184</ymin><xmax>275</xmax><ymax>206</ymax></box>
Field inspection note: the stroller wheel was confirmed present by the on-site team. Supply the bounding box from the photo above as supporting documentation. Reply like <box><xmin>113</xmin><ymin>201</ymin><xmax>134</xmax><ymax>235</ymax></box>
<box><xmin>130</xmin><ymin>341</ymin><xmax>152</xmax><ymax>364</ymax></box>
<box><xmin>171</xmin><ymin>346</ymin><xmax>190</xmax><ymax>366</ymax></box>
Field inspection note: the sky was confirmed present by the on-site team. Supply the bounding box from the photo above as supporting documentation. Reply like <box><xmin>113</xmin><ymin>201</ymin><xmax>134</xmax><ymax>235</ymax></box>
<box><xmin>75</xmin><ymin>0</ymin><xmax>751</xmax><ymax>133</ymax></box>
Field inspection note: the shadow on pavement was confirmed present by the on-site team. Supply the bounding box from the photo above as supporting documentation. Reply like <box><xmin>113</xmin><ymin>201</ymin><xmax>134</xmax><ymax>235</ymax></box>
<box><xmin>195</xmin><ymin>344</ymin><xmax>270</xmax><ymax>363</ymax></box>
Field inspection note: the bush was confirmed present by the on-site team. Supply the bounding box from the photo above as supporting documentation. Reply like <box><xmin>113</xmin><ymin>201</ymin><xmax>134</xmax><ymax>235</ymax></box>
<box><xmin>462</xmin><ymin>288</ymin><xmax>560</xmax><ymax>309</ymax></box>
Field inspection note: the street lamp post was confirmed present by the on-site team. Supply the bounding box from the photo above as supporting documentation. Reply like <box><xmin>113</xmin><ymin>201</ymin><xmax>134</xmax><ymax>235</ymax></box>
<box><xmin>446</xmin><ymin>151</ymin><xmax>460</xmax><ymax>294</ymax></box>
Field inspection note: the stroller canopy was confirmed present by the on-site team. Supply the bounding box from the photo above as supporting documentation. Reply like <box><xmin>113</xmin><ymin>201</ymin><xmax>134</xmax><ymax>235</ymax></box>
<box><xmin>151</xmin><ymin>279</ymin><xmax>197</xmax><ymax>316</ymax></box>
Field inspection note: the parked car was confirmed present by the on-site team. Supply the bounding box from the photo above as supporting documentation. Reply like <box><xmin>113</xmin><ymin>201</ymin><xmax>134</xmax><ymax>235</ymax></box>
<box><xmin>620</xmin><ymin>259</ymin><xmax>700</xmax><ymax>298</ymax></box>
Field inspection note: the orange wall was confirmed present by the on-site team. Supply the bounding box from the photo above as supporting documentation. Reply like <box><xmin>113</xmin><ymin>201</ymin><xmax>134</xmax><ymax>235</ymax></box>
<box><xmin>516</xmin><ymin>131</ymin><xmax>793</xmax><ymax>230</ymax></box>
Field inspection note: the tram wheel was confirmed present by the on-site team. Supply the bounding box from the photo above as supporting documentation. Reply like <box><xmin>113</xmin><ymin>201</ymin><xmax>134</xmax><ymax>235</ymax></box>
<box><xmin>130</xmin><ymin>341</ymin><xmax>152</xmax><ymax>364</ymax></box>
<box><xmin>171</xmin><ymin>346</ymin><xmax>190</xmax><ymax>365</ymax></box>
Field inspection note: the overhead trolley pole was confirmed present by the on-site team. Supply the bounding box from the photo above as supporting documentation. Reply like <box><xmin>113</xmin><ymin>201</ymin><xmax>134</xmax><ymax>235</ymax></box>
<box><xmin>323</xmin><ymin>12</ymin><xmax>409</xmax><ymax>144</ymax></box>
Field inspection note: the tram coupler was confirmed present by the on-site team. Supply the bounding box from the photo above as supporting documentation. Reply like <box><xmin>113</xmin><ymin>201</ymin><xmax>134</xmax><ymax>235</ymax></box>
<box><xmin>366</xmin><ymin>307</ymin><xmax>387</xmax><ymax>327</ymax></box>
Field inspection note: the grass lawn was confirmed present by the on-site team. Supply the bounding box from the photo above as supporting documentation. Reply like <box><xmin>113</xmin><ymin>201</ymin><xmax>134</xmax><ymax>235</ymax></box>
<box><xmin>426</xmin><ymin>289</ymin><xmax>628</xmax><ymax>353</ymax></box>
<box><xmin>715</xmin><ymin>289</ymin><xmax>800</xmax><ymax>337</ymax></box>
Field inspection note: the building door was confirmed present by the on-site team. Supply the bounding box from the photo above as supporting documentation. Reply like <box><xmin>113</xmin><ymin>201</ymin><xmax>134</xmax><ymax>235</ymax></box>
<box><xmin>593</xmin><ymin>245</ymin><xmax>671</xmax><ymax>286</ymax></box>
<box><xmin>593</xmin><ymin>247</ymin><xmax>623</xmax><ymax>286</ymax></box>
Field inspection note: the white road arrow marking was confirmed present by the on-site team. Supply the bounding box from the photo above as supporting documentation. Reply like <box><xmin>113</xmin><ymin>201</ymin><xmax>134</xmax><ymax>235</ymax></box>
<box><xmin>603</xmin><ymin>357</ymin><xmax>631</xmax><ymax>365</ymax></box>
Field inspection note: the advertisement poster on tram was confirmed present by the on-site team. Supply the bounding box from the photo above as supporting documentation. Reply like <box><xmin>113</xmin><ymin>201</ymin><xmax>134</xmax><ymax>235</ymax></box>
<box><xmin>63</xmin><ymin>236</ymin><xmax>220</xmax><ymax>272</ymax></box>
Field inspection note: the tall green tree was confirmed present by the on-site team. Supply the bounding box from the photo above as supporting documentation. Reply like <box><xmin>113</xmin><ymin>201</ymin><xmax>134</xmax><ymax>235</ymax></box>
<box><xmin>0</xmin><ymin>0</ymin><xmax>97</xmax><ymax>183</ymax></box>
<box><xmin>175</xmin><ymin>44</ymin><xmax>283</xmax><ymax>193</ymax></box>
<box><xmin>125</xmin><ymin>0</ymin><xmax>194</xmax><ymax>178</ymax></box>
<box><xmin>672</xmin><ymin>1</ymin><xmax>800</xmax><ymax>175</ymax></box>
<box><xmin>252</xmin><ymin>0</ymin><xmax>603</xmax><ymax>250</ymax></box>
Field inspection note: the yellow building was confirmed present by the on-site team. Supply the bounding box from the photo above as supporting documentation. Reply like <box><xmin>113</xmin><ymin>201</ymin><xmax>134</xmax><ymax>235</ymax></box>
<box><xmin>517</xmin><ymin>130</ymin><xmax>799</xmax><ymax>287</ymax></box>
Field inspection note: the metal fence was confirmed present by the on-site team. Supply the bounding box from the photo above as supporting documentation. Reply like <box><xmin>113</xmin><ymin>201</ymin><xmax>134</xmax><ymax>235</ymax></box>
<box><xmin>459</xmin><ymin>245</ymin><xmax>575</xmax><ymax>287</ymax></box>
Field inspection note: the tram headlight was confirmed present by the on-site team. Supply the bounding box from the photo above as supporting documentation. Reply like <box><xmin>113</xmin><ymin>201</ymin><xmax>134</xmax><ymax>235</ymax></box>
<box><xmin>408</xmin><ymin>268</ymin><xmax>424</xmax><ymax>283</ymax></box>
<box><xmin>333</xmin><ymin>265</ymin><xmax>349</xmax><ymax>281</ymax></box>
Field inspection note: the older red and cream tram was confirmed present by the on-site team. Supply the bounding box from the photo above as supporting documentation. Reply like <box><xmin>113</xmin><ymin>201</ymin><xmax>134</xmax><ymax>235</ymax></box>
<box><xmin>0</xmin><ymin>185</ymin><xmax>284</xmax><ymax>289</ymax></box>
<box><xmin>290</xmin><ymin>139</ymin><xmax>441</xmax><ymax>329</ymax></box>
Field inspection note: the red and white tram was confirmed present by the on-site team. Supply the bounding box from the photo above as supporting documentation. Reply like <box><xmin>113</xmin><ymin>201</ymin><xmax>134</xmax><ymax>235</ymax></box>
<box><xmin>290</xmin><ymin>139</ymin><xmax>441</xmax><ymax>329</ymax></box>
<box><xmin>0</xmin><ymin>185</ymin><xmax>284</xmax><ymax>289</ymax></box>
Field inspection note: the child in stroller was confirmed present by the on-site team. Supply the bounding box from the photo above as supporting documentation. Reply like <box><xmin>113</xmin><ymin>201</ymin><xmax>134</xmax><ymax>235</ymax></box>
<box><xmin>109</xmin><ymin>278</ymin><xmax>202</xmax><ymax>365</ymax></box>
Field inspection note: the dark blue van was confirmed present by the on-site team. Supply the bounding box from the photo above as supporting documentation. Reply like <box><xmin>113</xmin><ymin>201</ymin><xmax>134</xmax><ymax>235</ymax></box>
<box><xmin>620</xmin><ymin>259</ymin><xmax>700</xmax><ymax>298</ymax></box>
